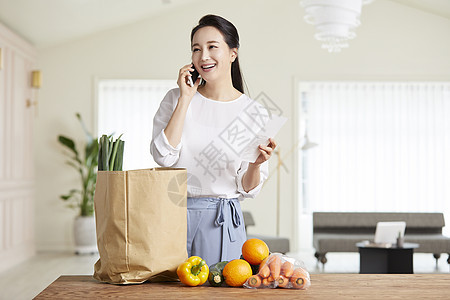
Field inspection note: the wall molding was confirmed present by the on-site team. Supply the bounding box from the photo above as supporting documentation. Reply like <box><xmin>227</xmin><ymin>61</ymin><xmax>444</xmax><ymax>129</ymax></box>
<box><xmin>0</xmin><ymin>21</ymin><xmax>37</xmax><ymax>272</ymax></box>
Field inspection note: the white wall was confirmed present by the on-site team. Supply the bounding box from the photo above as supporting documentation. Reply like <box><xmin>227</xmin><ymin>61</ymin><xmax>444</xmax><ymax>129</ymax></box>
<box><xmin>35</xmin><ymin>0</ymin><xmax>450</xmax><ymax>252</ymax></box>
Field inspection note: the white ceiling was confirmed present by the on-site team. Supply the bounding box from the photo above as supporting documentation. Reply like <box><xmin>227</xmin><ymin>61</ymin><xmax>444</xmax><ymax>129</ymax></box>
<box><xmin>0</xmin><ymin>0</ymin><xmax>449</xmax><ymax>49</ymax></box>
<box><xmin>0</xmin><ymin>0</ymin><xmax>201</xmax><ymax>49</ymax></box>
<box><xmin>390</xmin><ymin>0</ymin><xmax>450</xmax><ymax>20</ymax></box>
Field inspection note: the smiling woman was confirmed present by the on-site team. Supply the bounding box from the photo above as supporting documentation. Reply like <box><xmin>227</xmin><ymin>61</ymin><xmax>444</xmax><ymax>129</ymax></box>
<box><xmin>150</xmin><ymin>14</ymin><xmax>277</xmax><ymax>266</ymax></box>
<box><xmin>190</xmin><ymin>16</ymin><xmax>243</xmax><ymax>94</ymax></box>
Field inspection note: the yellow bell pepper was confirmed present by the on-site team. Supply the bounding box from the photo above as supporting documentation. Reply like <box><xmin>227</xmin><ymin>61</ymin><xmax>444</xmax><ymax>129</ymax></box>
<box><xmin>177</xmin><ymin>256</ymin><xmax>209</xmax><ymax>286</ymax></box>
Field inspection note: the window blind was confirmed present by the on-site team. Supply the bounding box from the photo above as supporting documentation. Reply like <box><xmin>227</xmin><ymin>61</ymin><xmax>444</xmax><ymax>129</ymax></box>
<box><xmin>97</xmin><ymin>79</ymin><xmax>177</xmax><ymax>170</ymax></box>
<box><xmin>301</xmin><ymin>82</ymin><xmax>450</xmax><ymax>234</ymax></box>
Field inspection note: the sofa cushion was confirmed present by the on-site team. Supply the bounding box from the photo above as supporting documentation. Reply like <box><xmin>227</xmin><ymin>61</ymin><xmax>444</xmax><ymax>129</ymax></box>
<box><xmin>314</xmin><ymin>234</ymin><xmax>373</xmax><ymax>253</ymax></box>
<box><xmin>314</xmin><ymin>233</ymin><xmax>450</xmax><ymax>254</ymax></box>
<box><xmin>403</xmin><ymin>234</ymin><xmax>450</xmax><ymax>253</ymax></box>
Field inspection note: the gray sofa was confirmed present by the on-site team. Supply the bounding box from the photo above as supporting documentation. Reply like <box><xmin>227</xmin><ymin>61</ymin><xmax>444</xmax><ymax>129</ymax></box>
<box><xmin>313</xmin><ymin>212</ymin><xmax>450</xmax><ymax>266</ymax></box>
<box><xmin>243</xmin><ymin>211</ymin><xmax>290</xmax><ymax>254</ymax></box>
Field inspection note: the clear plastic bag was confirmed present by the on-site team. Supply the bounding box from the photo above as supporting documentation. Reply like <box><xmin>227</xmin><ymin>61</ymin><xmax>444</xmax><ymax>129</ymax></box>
<box><xmin>243</xmin><ymin>253</ymin><xmax>311</xmax><ymax>290</ymax></box>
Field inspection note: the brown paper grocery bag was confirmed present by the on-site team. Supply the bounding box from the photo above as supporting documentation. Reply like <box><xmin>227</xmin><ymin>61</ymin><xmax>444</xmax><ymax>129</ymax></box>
<box><xmin>93</xmin><ymin>168</ymin><xmax>188</xmax><ymax>284</ymax></box>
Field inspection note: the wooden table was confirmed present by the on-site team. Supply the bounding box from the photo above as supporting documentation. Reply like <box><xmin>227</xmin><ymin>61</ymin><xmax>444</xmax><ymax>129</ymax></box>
<box><xmin>34</xmin><ymin>274</ymin><xmax>450</xmax><ymax>299</ymax></box>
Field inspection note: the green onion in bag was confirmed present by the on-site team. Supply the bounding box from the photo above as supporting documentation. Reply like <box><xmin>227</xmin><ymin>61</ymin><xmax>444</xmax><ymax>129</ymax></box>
<box><xmin>98</xmin><ymin>134</ymin><xmax>124</xmax><ymax>171</ymax></box>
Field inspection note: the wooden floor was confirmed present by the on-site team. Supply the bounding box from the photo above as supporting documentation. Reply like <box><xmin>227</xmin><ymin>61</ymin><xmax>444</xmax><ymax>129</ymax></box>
<box><xmin>0</xmin><ymin>250</ymin><xmax>448</xmax><ymax>299</ymax></box>
<box><xmin>36</xmin><ymin>274</ymin><xmax>450</xmax><ymax>299</ymax></box>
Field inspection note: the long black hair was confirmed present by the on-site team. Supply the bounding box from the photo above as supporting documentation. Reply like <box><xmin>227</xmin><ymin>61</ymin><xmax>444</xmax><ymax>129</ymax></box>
<box><xmin>191</xmin><ymin>14</ymin><xmax>247</xmax><ymax>94</ymax></box>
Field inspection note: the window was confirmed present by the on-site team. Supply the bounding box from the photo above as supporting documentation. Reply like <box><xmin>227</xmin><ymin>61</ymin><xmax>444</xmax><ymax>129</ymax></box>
<box><xmin>299</xmin><ymin>82</ymin><xmax>450</xmax><ymax>235</ymax></box>
<box><xmin>97</xmin><ymin>79</ymin><xmax>177</xmax><ymax>170</ymax></box>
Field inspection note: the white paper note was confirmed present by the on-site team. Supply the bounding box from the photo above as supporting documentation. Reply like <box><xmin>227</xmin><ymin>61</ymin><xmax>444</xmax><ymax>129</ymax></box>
<box><xmin>241</xmin><ymin>114</ymin><xmax>287</xmax><ymax>162</ymax></box>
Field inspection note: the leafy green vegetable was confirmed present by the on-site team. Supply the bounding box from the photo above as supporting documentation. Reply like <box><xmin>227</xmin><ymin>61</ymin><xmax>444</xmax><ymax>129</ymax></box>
<box><xmin>98</xmin><ymin>134</ymin><xmax>125</xmax><ymax>171</ymax></box>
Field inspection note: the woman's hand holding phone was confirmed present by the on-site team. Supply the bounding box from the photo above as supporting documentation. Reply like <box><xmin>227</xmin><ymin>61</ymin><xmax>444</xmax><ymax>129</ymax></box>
<box><xmin>177</xmin><ymin>63</ymin><xmax>201</xmax><ymax>102</ymax></box>
<box><xmin>165</xmin><ymin>64</ymin><xmax>200</xmax><ymax>147</ymax></box>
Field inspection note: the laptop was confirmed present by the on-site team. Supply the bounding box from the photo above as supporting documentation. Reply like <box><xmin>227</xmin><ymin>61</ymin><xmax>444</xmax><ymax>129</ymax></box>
<box><xmin>374</xmin><ymin>221</ymin><xmax>406</xmax><ymax>244</ymax></box>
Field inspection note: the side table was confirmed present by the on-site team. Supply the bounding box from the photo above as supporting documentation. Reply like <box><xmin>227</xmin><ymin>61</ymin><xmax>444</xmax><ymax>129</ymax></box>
<box><xmin>356</xmin><ymin>242</ymin><xmax>419</xmax><ymax>274</ymax></box>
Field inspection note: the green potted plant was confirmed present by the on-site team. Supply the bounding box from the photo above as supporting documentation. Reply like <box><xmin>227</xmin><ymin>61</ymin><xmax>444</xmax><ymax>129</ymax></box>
<box><xmin>58</xmin><ymin>113</ymin><xmax>98</xmax><ymax>254</ymax></box>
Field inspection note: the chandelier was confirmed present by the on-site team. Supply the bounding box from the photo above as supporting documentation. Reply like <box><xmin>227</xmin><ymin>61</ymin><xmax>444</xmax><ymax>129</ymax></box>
<box><xmin>300</xmin><ymin>0</ymin><xmax>374</xmax><ymax>53</ymax></box>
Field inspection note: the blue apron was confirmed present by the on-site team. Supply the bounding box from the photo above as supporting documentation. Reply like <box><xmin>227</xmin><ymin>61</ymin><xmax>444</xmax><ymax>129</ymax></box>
<box><xmin>187</xmin><ymin>197</ymin><xmax>247</xmax><ymax>266</ymax></box>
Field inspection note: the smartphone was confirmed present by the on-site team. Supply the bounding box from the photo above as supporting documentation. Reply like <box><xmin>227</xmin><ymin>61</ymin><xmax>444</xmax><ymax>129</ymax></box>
<box><xmin>187</xmin><ymin>65</ymin><xmax>200</xmax><ymax>87</ymax></box>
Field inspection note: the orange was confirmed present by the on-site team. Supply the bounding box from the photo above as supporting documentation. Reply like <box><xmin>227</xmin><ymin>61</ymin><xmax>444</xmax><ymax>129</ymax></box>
<box><xmin>242</xmin><ymin>238</ymin><xmax>270</xmax><ymax>265</ymax></box>
<box><xmin>222</xmin><ymin>259</ymin><xmax>253</xmax><ymax>287</ymax></box>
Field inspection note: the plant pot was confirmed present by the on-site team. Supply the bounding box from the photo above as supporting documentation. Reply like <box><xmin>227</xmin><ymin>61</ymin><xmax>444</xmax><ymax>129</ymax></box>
<box><xmin>74</xmin><ymin>215</ymin><xmax>98</xmax><ymax>255</ymax></box>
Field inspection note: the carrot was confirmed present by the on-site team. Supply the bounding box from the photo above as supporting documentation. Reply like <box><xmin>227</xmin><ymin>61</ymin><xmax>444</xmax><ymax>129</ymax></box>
<box><xmin>281</xmin><ymin>261</ymin><xmax>294</xmax><ymax>278</ymax></box>
<box><xmin>267</xmin><ymin>275</ymin><xmax>275</xmax><ymax>282</ymax></box>
<box><xmin>290</xmin><ymin>275</ymin><xmax>308</xmax><ymax>289</ymax></box>
<box><xmin>290</xmin><ymin>267</ymin><xmax>310</xmax><ymax>289</ymax></box>
<box><xmin>262</xmin><ymin>277</ymin><xmax>271</xmax><ymax>286</ymax></box>
<box><xmin>277</xmin><ymin>275</ymin><xmax>289</xmax><ymax>288</ymax></box>
<box><xmin>269</xmin><ymin>254</ymin><xmax>281</xmax><ymax>279</ymax></box>
<box><xmin>247</xmin><ymin>275</ymin><xmax>261</xmax><ymax>288</ymax></box>
<box><xmin>259</xmin><ymin>264</ymin><xmax>270</xmax><ymax>278</ymax></box>
<box><xmin>258</xmin><ymin>256</ymin><xmax>269</xmax><ymax>272</ymax></box>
